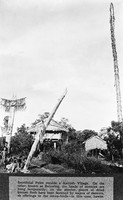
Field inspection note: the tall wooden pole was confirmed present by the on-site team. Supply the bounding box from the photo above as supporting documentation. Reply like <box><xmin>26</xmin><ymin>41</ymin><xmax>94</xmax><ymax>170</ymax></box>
<box><xmin>110</xmin><ymin>3</ymin><xmax>122</xmax><ymax>122</ymax></box>
<box><xmin>23</xmin><ymin>89</ymin><xmax>67</xmax><ymax>172</ymax></box>
<box><xmin>6</xmin><ymin>106</ymin><xmax>15</xmax><ymax>153</ymax></box>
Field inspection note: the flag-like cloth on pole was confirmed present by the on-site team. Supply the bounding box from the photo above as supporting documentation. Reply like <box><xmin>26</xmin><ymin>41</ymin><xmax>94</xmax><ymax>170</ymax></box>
<box><xmin>0</xmin><ymin>97</ymin><xmax>26</xmax><ymax>112</ymax></box>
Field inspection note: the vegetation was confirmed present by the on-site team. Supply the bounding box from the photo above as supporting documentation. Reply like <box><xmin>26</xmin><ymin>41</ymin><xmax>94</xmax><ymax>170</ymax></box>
<box><xmin>10</xmin><ymin>124</ymin><xmax>33</xmax><ymax>156</ymax></box>
<box><xmin>102</xmin><ymin>121</ymin><xmax>123</xmax><ymax>161</ymax></box>
<box><xmin>31</xmin><ymin>112</ymin><xmax>50</xmax><ymax>126</ymax></box>
<box><xmin>42</xmin><ymin>144</ymin><xmax>111</xmax><ymax>174</ymax></box>
<box><xmin>1</xmin><ymin>115</ymin><xmax>123</xmax><ymax>174</ymax></box>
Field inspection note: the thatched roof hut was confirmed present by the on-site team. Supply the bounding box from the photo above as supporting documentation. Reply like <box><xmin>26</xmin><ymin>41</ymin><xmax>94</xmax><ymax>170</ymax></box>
<box><xmin>85</xmin><ymin>135</ymin><xmax>107</xmax><ymax>151</ymax></box>
<box><xmin>27</xmin><ymin>119</ymin><xmax>68</xmax><ymax>142</ymax></box>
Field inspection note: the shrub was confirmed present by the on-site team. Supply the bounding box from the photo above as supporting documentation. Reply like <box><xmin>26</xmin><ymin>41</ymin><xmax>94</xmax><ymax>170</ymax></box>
<box><xmin>45</xmin><ymin>142</ymin><xmax>111</xmax><ymax>174</ymax></box>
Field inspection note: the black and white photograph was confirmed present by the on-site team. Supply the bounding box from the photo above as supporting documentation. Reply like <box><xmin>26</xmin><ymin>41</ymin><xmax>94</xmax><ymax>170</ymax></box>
<box><xmin>0</xmin><ymin>0</ymin><xmax>123</xmax><ymax>199</ymax></box>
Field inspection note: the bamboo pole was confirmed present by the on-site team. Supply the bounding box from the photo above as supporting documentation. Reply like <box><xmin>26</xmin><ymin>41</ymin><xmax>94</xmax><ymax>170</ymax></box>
<box><xmin>23</xmin><ymin>89</ymin><xmax>67</xmax><ymax>172</ymax></box>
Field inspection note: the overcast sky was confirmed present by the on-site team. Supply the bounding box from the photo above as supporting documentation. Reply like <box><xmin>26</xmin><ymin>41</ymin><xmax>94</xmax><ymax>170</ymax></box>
<box><xmin>0</xmin><ymin>0</ymin><xmax>123</xmax><ymax>133</ymax></box>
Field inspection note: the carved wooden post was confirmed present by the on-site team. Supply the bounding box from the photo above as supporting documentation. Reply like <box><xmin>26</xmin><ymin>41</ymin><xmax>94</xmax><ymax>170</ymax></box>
<box><xmin>0</xmin><ymin>97</ymin><xmax>26</xmax><ymax>153</ymax></box>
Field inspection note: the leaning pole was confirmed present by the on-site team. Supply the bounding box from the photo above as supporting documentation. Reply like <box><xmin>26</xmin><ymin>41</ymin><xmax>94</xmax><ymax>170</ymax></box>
<box><xmin>23</xmin><ymin>89</ymin><xmax>67</xmax><ymax>172</ymax></box>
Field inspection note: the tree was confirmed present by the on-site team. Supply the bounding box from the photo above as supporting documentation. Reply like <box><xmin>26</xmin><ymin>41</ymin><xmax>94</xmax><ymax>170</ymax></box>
<box><xmin>59</xmin><ymin>117</ymin><xmax>74</xmax><ymax>130</ymax></box>
<box><xmin>68</xmin><ymin>129</ymin><xmax>77</xmax><ymax>142</ymax></box>
<box><xmin>31</xmin><ymin>112</ymin><xmax>50</xmax><ymax>126</ymax></box>
<box><xmin>111</xmin><ymin>120</ymin><xmax>123</xmax><ymax>151</ymax></box>
<box><xmin>77</xmin><ymin>129</ymin><xmax>98</xmax><ymax>143</ymax></box>
<box><xmin>100</xmin><ymin>122</ymin><xmax>123</xmax><ymax>161</ymax></box>
<box><xmin>16</xmin><ymin>124</ymin><xmax>28</xmax><ymax>135</ymax></box>
<box><xmin>111</xmin><ymin>121</ymin><xmax>123</xmax><ymax>136</ymax></box>
<box><xmin>10</xmin><ymin>124</ymin><xmax>33</xmax><ymax>156</ymax></box>
<box><xmin>39</xmin><ymin>112</ymin><xmax>50</xmax><ymax>122</ymax></box>
<box><xmin>59</xmin><ymin>117</ymin><xmax>76</xmax><ymax>143</ymax></box>
<box><xmin>104</xmin><ymin>121</ymin><xmax>123</xmax><ymax>160</ymax></box>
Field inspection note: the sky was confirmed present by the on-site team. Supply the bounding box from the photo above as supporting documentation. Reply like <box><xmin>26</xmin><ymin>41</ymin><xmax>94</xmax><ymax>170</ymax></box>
<box><xmin>0</xmin><ymin>0</ymin><xmax>123</xmax><ymax>133</ymax></box>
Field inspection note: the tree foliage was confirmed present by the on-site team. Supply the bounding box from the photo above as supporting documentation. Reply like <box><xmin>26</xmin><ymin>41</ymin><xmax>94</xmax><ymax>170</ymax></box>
<box><xmin>32</xmin><ymin>112</ymin><xmax>50</xmax><ymax>126</ymax></box>
<box><xmin>59</xmin><ymin>117</ymin><xmax>75</xmax><ymax>131</ymax></box>
<box><xmin>10</xmin><ymin>124</ymin><xmax>33</xmax><ymax>156</ymax></box>
<box><xmin>111</xmin><ymin>121</ymin><xmax>123</xmax><ymax>137</ymax></box>
<box><xmin>102</xmin><ymin>121</ymin><xmax>123</xmax><ymax>160</ymax></box>
<box><xmin>45</xmin><ymin>141</ymin><xmax>111</xmax><ymax>174</ymax></box>
<box><xmin>77</xmin><ymin>129</ymin><xmax>98</xmax><ymax>143</ymax></box>
<box><xmin>58</xmin><ymin>117</ymin><xmax>76</xmax><ymax>142</ymax></box>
